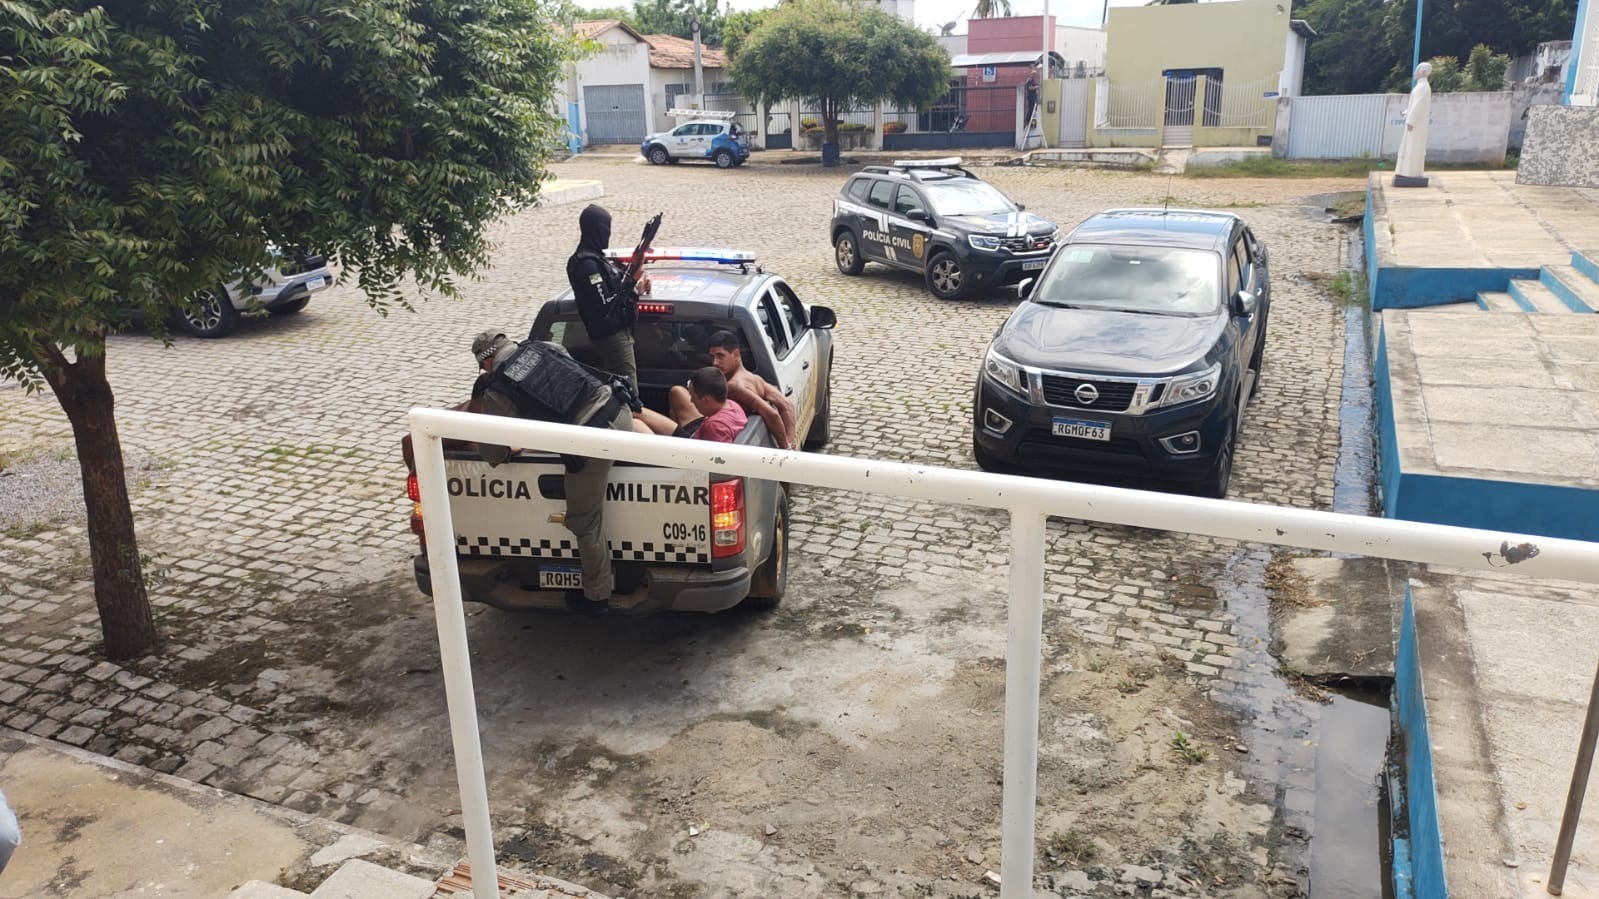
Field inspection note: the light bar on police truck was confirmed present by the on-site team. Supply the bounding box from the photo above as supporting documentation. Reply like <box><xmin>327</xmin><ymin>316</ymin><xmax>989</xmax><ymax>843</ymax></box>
<box><xmin>893</xmin><ymin>157</ymin><xmax>963</xmax><ymax>168</ymax></box>
<box><xmin>602</xmin><ymin>247</ymin><xmax>756</xmax><ymax>265</ymax></box>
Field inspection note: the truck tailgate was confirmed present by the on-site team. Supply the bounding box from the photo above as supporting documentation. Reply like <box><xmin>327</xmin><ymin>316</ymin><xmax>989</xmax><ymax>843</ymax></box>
<box><xmin>445</xmin><ymin>457</ymin><xmax>714</xmax><ymax>564</ymax></box>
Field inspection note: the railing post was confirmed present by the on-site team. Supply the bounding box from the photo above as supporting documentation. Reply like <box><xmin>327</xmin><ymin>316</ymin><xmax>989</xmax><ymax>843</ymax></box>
<box><xmin>411</xmin><ymin>425</ymin><xmax>501</xmax><ymax>899</ymax></box>
<box><xmin>999</xmin><ymin>507</ymin><xmax>1049</xmax><ymax>899</ymax></box>
<box><xmin>1548</xmin><ymin>660</ymin><xmax>1599</xmax><ymax>895</ymax></box>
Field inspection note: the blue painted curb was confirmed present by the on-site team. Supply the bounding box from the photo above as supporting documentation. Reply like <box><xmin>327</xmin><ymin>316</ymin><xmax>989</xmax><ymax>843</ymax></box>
<box><xmin>1393</xmin><ymin>584</ymin><xmax>1448</xmax><ymax>898</ymax></box>
<box><xmin>1539</xmin><ymin>268</ymin><xmax>1597</xmax><ymax>313</ymax></box>
<box><xmin>1573</xmin><ymin>250</ymin><xmax>1599</xmax><ymax>285</ymax></box>
<box><xmin>1505</xmin><ymin>277</ymin><xmax>1541</xmax><ymax>312</ymax></box>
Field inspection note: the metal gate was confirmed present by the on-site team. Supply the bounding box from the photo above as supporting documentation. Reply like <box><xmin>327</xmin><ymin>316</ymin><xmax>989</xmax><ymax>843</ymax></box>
<box><xmin>1056</xmin><ymin>79</ymin><xmax>1089</xmax><ymax>147</ymax></box>
<box><xmin>1284</xmin><ymin>94</ymin><xmax>1389</xmax><ymax>159</ymax></box>
<box><xmin>583</xmin><ymin>84</ymin><xmax>646</xmax><ymax>144</ymax></box>
<box><xmin>1162</xmin><ymin>74</ymin><xmax>1196</xmax><ymax>147</ymax></box>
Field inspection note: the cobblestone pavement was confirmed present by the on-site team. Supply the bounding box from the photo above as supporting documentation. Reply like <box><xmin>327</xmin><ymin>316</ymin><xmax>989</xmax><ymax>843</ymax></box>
<box><xmin>0</xmin><ymin>158</ymin><xmax>1368</xmax><ymax>897</ymax></box>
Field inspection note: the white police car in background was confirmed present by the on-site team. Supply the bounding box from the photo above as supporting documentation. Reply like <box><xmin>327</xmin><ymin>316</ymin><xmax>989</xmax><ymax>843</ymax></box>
<box><xmin>641</xmin><ymin>109</ymin><xmax>751</xmax><ymax>169</ymax></box>
<box><xmin>172</xmin><ymin>250</ymin><xmax>333</xmax><ymax>338</ymax></box>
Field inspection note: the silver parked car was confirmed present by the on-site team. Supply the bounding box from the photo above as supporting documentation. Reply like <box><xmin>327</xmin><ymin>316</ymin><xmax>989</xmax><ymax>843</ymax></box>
<box><xmin>172</xmin><ymin>251</ymin><xmax>333</xmax><ymax>338</ymax></box>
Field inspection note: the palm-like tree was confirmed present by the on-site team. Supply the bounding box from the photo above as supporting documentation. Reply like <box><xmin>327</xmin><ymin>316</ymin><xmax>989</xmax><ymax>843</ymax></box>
<box><xmin>972</xmin><ymin>0</ymin><xmax>1011</xmax><ymax>18</ymax></box>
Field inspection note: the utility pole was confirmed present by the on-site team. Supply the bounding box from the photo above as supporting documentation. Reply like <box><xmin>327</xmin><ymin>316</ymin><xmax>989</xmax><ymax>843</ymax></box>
<box><xmin>692</xmin><ymin>13</ymin><xmax>704</xmax><ymax>100</ymax></box>
<box><xmin>1411</xmin><ymin>0</ymin><xmax>1424</xmax><ymax>85</ymax></box>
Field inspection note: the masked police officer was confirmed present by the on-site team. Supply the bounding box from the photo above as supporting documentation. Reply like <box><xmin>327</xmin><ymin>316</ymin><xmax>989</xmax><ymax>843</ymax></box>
<box><xmin>471</xmin><ymin>330</ymin><xmax>634</xmax><ymax>613</ymax></box>
<box><xmin>567</xmin><ymin>204</ymin><xmax>651</xmax><ymax>395</ymax></box>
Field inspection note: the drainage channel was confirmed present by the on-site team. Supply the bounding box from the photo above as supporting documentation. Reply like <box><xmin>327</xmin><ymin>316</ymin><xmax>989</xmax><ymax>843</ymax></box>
<box><xmin>1211</xmin><ymin>196</ymin><xmax>1392</xmax><ymax>898</ymax></box>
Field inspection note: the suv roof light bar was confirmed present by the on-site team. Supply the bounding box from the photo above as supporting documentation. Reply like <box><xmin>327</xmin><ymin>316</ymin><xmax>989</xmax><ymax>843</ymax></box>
<box><xmin>665</xmin><ymin>108</ymin><xmax>739</xmax><ymax>120</ymax></box>
<box><xmin>603</xmin><ymin>247</ymin><xmax>757</xmax><ymax>265</ymax></box>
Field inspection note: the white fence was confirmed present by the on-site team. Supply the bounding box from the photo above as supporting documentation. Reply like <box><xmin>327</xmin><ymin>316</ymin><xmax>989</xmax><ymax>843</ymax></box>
<box><xmin>1095</xmin><ymin>77</ymin><xmax>1164</xmax><ymax>130</ymax></box>
<box><xmin>1275</xmin><ymin>90</ymin><xmax>1514</xmax><ymax>164</ymax></box>
<box><xmin>408</xmin><ymin>408</ymin><xmax>1599</xmax><ymax>899</ymax></box>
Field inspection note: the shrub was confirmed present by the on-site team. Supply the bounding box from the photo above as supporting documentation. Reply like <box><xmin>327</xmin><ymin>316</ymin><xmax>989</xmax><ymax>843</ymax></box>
<box><xmin>884</xmin><ymin>121</ymin><xmax>907</xmax><ymax>133</ymax></box>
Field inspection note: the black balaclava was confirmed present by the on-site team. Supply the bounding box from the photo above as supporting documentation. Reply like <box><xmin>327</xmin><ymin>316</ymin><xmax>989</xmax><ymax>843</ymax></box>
<box><xmin>578</xmin><ymin>204</ymin><xmax>612</xmax><ymax>252</ymax></box>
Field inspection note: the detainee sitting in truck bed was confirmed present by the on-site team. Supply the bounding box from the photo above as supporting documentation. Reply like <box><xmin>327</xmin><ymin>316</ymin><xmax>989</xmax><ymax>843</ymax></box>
<box><xmin>633</xmin><ymin>365</ymin><xmax>748</xmax><ymax>442</ymax></box>
<box><xmin>706</xmin><ymin>329</ymin><xmax>796</xmax><ymax>450</ymax></box>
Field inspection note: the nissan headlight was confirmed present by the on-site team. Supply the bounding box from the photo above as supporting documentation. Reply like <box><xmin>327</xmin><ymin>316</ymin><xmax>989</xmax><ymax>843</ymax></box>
<box><xmin>983</xmin><ymin>348</ymin><xmax>1027</xmax><ymax>395</ymax></box>
<box><xmin>968</xmin><ymin>234</ymin><xmax>1003</xmax><ymax>251</ymax></box>
<box><xmin>1156</xmin><ymin>363</ymin><xmax>1221</xmax><ymax>407</ymax></box>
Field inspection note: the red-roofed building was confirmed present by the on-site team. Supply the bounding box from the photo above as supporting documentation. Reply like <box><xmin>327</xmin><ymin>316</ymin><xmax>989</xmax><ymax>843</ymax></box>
<box><xmin>556</xmin><ymin>20</ymin><xmax>737</xmax><ymax>149</ymax></box>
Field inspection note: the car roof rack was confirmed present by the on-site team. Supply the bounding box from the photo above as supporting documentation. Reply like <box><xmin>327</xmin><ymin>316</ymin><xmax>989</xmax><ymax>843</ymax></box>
<box><xmin>665</xmin><ymin>108</ymin><xmax>739</xmax><ymax>121</ymax></box>
<box><xmin>859</xmin><ymin>157</ymin><xmax>976</xmax><ymax>180</ymax></box>
<box><xmin>603</xmin><ymin>247</ymin><xmax>761</xmax><ymax>273</ymax></box>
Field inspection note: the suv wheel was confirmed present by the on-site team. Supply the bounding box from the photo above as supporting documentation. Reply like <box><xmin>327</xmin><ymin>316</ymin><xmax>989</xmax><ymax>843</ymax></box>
<box><xmin>647</xmin><ymin>145</ymin><xmax>670</xmax><ymax>165</ymax></box>
<box><xmin>834</xmin><ymin>232</ymin><xmax>864</xmax><ymax>275</ymax></box>
<box><xmin>1197</xmin><ymin>441</ymin><xmax>1233</xmax><ymax>499</ymax></box>
<box><xmin>926</xmin><ymin>252</ymin><xmax>966</xmax><ymax>300</ymax></box>
<box><xmin>173</xmin><ymin>285</ymin><xmax>239</xmax><ymax>338</ymax></box>
<box><xmin>714</xmin><ymin>149</ymin><xmax>734</xmax><ymax>169</ymax></box>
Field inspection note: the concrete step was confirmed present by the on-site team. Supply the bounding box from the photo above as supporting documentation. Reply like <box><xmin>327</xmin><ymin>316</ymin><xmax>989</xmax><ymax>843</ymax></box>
<box><xmin>1573</xmin><ymin>248</ymin><xmax>1599</xmax><ymax>285</ymax></box>
<box><xmin>1475</xmin><ymin>291</ymin><xmax>1522</xmax><ymax>312</ymax></box>
<box><xmin>1542</xmin><ymin>265</ymin><xmax>1599</xmax><ymax>312</ymax></box>
<box><xmin>227</xmin><ymin>883</ymin><xmax>309</xmax><ymax>899</ymax></box>
<box><xmin>307</xmin><ymin>858</ymin><xmax>436</xmax><ymax>899</ymax></box>
<box><xmin>1506</xmin><ymin>277</ymin><xmax>1576</xmax><ymax>314</ymax></box>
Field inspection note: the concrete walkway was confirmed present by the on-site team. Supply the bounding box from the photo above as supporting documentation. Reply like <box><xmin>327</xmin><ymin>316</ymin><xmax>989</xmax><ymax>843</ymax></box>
<box><xmin>1411</xmin><ymin>570</ymin><xmax>1599</xmax><ymax>897</ymax></box>
<box><xmin>0</xmin><ymin>729</ymin><xmax>454</xmax><ymax>898</ymax></box>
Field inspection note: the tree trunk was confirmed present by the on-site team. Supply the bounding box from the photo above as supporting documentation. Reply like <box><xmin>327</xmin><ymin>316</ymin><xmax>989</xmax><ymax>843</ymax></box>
<box><xmin>822</xmin><ymin>97</ymin><xmax>841</xmax><ymax>167</ymax></box>
<box><xmin>41</xmin><ymin>340</ymin><xmax>162</xmax><ymax>660</ymax></box>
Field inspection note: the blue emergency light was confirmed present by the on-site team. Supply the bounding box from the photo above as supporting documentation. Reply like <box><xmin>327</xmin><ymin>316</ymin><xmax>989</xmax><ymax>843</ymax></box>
<box><xmin>603</xmin><ymin>247</ymin><xmax>756</xmax><ymax>265</ymax></box>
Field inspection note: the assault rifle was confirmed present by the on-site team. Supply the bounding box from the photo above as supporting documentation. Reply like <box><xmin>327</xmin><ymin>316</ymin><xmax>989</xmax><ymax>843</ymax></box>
<box><xmin>625</xmin><ymin>213</ymin><xmax>664</xmax><ymax>283</ymax></box>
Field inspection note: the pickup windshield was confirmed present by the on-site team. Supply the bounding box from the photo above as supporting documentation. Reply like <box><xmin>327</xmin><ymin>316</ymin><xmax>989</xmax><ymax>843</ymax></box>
<box><xmin>1033</xmin><ymin>245</ymin><xmax>1221</xmax><ymax>315</ymax></box>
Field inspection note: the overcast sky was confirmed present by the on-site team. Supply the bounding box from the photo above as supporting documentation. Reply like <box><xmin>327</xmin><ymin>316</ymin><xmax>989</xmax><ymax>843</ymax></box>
<box><xmin>570</xmin><ymin>0</ymin><xmax>1150</xmax><ymax>36</ymax></box>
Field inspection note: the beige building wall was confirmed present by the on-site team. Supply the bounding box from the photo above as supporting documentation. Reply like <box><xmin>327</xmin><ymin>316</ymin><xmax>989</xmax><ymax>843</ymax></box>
<box><xmin>1102</xmin><ymin>0</ymin><xmax>1290</xmax><ymax>146</ymax></box>
<box><xmin>1106</xmin><ymin>0</ymin><xmax>1289</xmax><ymax>87</ymax></box>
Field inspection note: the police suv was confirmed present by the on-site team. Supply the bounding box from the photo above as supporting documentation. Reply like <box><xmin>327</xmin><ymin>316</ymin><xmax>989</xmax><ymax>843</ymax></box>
<box><xmin>405</xmin><ymin>249</ymin><xmax>837</xmax><ymax>615</ymax></box>
<box><xmin>641</xmin><ymin>109</ymin><xmax>751</xmax><ymax>169</ymax></box>
<box><xmin>831</xmin><ymin>158</ymin><xmax>1058</xmax><ymax>299</ymax></box>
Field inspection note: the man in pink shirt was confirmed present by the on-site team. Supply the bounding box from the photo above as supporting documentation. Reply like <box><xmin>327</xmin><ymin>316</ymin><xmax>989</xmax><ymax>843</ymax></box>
<box><xmin>633</xmin><ymin>366</ymin><xmax>748</xmax><ymax>442</ymax></box>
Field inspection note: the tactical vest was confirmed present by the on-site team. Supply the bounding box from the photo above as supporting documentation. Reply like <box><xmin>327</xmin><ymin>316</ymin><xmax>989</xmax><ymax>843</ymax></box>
<box><xmin>486</xmin><ymin>341</ymin><xmax>606</xmax><ymax>424</ymax></box>
<box><xmin>567</xmin><ymin>248</ymin><xmax>637</xmax><ymax>339</ymax></box>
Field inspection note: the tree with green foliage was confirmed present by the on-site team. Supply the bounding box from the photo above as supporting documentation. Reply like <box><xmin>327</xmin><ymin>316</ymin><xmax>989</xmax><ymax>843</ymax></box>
<box><xmin>722</xmin><ymin>8</ymin><xmax>771</xmax><ymax>60</ymax></box>
<box><xmin>1416</xmin><ymin>44</ymin><xmax>1511</xmax><ymax>92</ymax></box>
<box><xmin>973</xmin><ymin>0</ymin><xmax>1013</xmax><ymax>16</ymax></box>
<box><xmin>731</xmin><ymin>0</ymin><xmax>948</xmax><ymax>165</ymax></box>
<box><xmin>633</xmin><ymin>0</ymin><xmax>725</xmax><ymax>45</ymax></box>
<box><xmin>0</xmin><ymin>0</ymin><xmax>572</xmax><ymax>659</ymax></box>
<box><xmin>1298</xmin><ymin>0</ymin><xmax>1574</xmax><ymax>94</ymax></box>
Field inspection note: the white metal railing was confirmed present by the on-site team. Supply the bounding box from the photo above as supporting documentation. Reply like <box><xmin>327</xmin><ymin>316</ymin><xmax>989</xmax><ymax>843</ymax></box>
<box><xmin>1201</xmin><ymin>74</ymin><xmax>1278</xmax><ymax>129</ymax></box>
<box><xmin>1095</xmin><ymin>77</ymin><xmax>1164</xmax><ymax>130</ymax></box>
<box><xmin>409</xmin><ymin>408</ymin><xmax>1599</xmax><ymax>899</ymax></box>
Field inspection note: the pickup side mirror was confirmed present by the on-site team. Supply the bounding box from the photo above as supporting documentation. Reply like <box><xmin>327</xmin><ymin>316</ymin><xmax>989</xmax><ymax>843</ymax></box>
<box><xmin>1016</xmin><ymin>202</ymin><xmax>1027</xmax><ymax>211</ymax></box>
<box><xmin>1232</xmin><ymin>290</ymin><xmax>1258</xmax><ymax>317</ymax></box>
<box><xmin>1016</xmin><ymin>278</ymin><xmax>1035</xmax><ymax>301</ymax></box>
<box><xmin>809</xmin><ymin>305</ymin><xmax>838</xmax><ymax>330</ymax></box>
<box><xmin>906</xmin><ymin>208</ymin><xmax>929</xmax><ymax>223</ymax></box>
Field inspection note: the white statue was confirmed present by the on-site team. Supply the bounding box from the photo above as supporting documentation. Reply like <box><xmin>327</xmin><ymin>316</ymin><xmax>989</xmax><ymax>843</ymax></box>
<box><xmin>1394</xmin><ymin>62</ymin><xmax>1433</xmax><ymax>187</ymax></box>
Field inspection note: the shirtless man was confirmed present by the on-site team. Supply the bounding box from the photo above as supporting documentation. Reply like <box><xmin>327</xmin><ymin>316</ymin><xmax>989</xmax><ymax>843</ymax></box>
<box><xmin>705</xmin><ymin>329</ymin><xmax>796</xmax><ymax>450</ymax></box>
<box><xmin>633</xmin><ymin>366</ymin><xmax>748</xmax><ymax>443</ymax></box>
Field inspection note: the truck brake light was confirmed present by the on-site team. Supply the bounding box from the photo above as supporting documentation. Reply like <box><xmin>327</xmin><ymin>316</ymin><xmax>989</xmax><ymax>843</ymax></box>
<box><xmin>637</xmin><ymin>301</ymin><xmax>675</xmax><ymax>315</ymax></box>
<box><xmin>407</xmin><ymin>472</ymin><xmax>426</xmax><ymax>545</ymax></box>
<box><xmin>710</xmin><ymin>477</ymin><xmax>745</xmax><ymax>558</ymax></box>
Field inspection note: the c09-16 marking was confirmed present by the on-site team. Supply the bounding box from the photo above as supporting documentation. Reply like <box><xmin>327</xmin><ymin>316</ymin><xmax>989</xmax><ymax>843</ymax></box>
<box><xmin>663</xmin><ymin>522</ymin><xmax>708</xmax><ymax>542</ymax></box>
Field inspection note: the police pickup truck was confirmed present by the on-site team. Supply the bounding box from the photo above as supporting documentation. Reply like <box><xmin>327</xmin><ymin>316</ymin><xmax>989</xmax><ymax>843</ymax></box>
<box><xmin>405</xmin><ymin>249</ymin><xmax>837</xmax><ymax>614</ymax></box>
